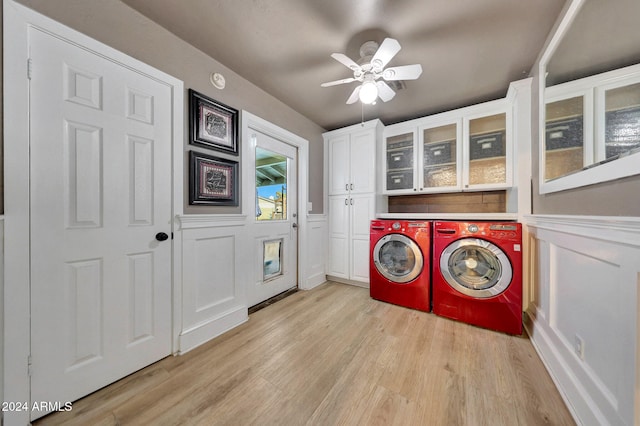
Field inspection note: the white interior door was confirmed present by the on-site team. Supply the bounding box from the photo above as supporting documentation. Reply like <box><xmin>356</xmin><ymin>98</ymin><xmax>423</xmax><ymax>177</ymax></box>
<box><xmin>249</xmin><ymin>131</ymin><xmax>298</xmax><ymax>306</ymax></box>
<box><xmin>29</xmin><ymin>28</ymin><xmax>173</xmax><ymax>418</ymax></box>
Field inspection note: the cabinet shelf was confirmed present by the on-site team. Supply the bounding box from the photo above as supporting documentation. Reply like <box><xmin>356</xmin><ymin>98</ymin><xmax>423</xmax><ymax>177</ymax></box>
<box><xmin>424</xmin><ymin>138</ymin><xmax>455</xmax><ymax>146</ymax></box>
<box><xmin>387</xmin><ymin>146</ymin><xmax>413</xmax><ymax>153</ymax></box>
<box><xmin>469</xmin><ymin>155</ymin><xmax>506</xmax><ymax>163</ymax></box>
<box><xmin>424</xmin><ymin>162</ymin><xmax>456</xmax><ymax>169</ymax></box>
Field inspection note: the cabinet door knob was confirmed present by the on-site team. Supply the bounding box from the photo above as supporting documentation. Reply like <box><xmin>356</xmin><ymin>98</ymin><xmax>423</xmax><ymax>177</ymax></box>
<box><xmin>350</xmin><ymin>183</ymin><xmax>354</xmax><ymax>190</ymax></box>
<box><xmin>350</xmin><ymin>198</ymin><xmax>354</xmax><ymax>205</ymax></box>
<box><xmin>345</xmin><ymin>184</ymin><xmax>349</xmax><ymax>191</ymax></box>
<box><xmin>345</xmin><ymin>198</ymin><xmax>348</xmax><ymax>205</ymax></box>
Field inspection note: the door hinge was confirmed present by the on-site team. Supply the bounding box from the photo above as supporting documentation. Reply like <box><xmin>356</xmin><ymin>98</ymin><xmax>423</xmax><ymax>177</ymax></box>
<box><xmin>27</xmin><ymin>355</ymin><xmax>33</xmax><ymax>377</ymax></box>
<box><xmin>27</xmin><ymin>58</ymin><xmax>33</xmax><ymax>80</ymax></box>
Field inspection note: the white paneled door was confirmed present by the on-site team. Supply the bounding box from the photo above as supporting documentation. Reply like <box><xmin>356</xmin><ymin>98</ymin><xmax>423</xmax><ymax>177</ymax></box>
<box><xmin>29</xmin><ymin>29</ymin><xmax>172</xmax><ymax>418</ymax></box>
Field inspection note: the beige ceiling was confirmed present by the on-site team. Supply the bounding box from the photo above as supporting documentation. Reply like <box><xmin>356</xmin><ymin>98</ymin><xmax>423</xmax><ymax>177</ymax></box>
<box><xmin>121</xmin><ymin>0</ymin><xmax>565</xmax><ymax>130</ymax></box>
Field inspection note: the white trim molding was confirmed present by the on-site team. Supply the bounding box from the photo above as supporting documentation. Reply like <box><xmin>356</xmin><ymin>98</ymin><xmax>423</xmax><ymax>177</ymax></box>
<box><xmin>523</xmin><ymin>214</ymin><xmax>640</xmax><ymax>426</ymax></box>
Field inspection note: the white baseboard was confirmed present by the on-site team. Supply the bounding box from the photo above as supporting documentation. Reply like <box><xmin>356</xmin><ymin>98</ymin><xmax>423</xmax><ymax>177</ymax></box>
<box><xmin>178</xmin><ymin>306</ymin><xmax>248</xmax><ymax>354</ymax></box>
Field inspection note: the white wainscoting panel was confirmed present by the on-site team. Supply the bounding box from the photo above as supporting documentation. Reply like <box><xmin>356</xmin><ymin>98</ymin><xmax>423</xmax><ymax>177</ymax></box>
<box><xmin>303</xmin><ymin>214</ymin><xmax>327</xmax><ymax>290</ymax></box>
<box><xmin>177</xmin><ymin>215</ymin><xmax>249</xmax><ymax>353</ymax></box>
<box><xmin>524</xmin><ymin>215</ymin><xmax>640</xmax><ymax>426</ymax></box>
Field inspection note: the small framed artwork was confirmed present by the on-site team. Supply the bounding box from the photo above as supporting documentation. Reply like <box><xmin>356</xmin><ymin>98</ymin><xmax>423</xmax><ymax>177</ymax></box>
<box><xmin>189</xmin><ymin>151</ymin><xmax>239</xmax><ymax>206</ymax></box>
<box><xmin>189</xmin><ymin>89</ymin><xmax>238</xmax><ymax>155</ymax></box>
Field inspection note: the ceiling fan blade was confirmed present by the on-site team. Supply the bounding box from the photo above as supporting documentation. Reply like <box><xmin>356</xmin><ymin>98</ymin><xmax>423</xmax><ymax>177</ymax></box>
<box><xmin>346</xmin><ymin>85</ymin><xmax>361</xmax><ymax>104</ymax></box>
<box><xmin>321</xmin><ymin>77</ymin><xmax>356</xmax><ymax>87</ymax></box>
<box><xmin>331</xmin><ymin>53</ymin><xmax>361</xmax><ymax>71</ymax></box>
<box><xmin>371</xmin><ymin>38</ymin><xmax>401</xmax><ymax>69</ymax></box>
<box><xmin>383</xmin><ymin>64</ymin><xmax>423</xmax><ymax>81</ymax></box>
<box><xmin>376</xmin><ymin>81</ymin><xmax>396</xmax><ymax>102</ymax></box>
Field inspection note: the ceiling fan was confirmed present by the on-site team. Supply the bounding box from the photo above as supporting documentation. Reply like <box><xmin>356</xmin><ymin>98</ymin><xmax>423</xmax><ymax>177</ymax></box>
<box><xmin>321</xmin><ymin>38</ymin><xmax>423</xmax><ymax>105</ymax></box>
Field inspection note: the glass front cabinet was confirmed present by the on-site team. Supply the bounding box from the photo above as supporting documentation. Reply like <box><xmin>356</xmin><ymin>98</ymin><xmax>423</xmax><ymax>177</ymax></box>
<box><xmin>384</xmin><ymin>126</ymin><xmax>417</xmax><ymax>192</ymax></box>
<box><xmin>383</xmin><ymin>103</ymin><xmax>512</xmax><ymax>194</ymax></box>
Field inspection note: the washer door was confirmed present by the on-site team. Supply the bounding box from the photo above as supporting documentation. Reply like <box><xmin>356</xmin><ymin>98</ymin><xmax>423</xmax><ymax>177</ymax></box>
<box><xmin>439</xmin><ymin>238</ymin><xmax>512</xmax><ymax>298</ymax></box>
<box><xmin>373</xmin><ymin>234</ymin><xmax>424</xmax><ymax>283</ymax></box>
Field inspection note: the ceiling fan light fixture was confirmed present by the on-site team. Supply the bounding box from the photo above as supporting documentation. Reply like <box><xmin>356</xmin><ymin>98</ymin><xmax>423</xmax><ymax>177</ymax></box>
<box><xmin>359</xmin><ymin>81</ymin><xmax>378</xmax><ymax>104</ymax></box>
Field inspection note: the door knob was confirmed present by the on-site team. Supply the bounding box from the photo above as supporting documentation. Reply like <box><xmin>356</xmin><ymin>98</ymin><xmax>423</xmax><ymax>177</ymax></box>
<box><xmin>155</xmin><ymin>232</ymin><xmax>169</xmax><ymax>241</ymax></box>
<box><xmin>292</xmin><ymin>223</ymin><xmax>298</xmax><ymax>229</ymax></box>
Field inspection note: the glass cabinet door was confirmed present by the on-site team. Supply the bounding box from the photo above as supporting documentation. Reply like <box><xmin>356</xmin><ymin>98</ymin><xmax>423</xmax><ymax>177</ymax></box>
<box><xmin>385</xmin><ymin>132</ymin><xmax>415</xmax><ymax>191</ymax></box>
<box><xmin>545</xmin><ymin>96</ymin><xmax>585</xmax><ymax>181</ymax></box>
<box><xmin>422</xmin><ymin>123</ymin><xmax>458</xmax><ymax>190</ymax></box>
<box><xmin>603</xmin><ymin>82</ymin><xmax>640</xmax><ymax>161</ymax></box>
<box><xmin>467</xmin><ymin>113</ymin><xmax>507</xmax><ymax>186</ymax></box>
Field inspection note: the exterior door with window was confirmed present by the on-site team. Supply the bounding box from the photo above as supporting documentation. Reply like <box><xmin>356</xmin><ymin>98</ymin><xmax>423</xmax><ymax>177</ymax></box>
<box><xmin>249</xmin><ymin>131</ymin><xmax>298</xmax><ymax>306</ymax></box>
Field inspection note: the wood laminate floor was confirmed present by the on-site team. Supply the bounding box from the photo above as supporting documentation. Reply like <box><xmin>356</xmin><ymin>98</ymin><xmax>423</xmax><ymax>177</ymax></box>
<box><xmin>35</xmin><ymin>282</ymin><xmax>575</xmax><ymax>425</ymax></box>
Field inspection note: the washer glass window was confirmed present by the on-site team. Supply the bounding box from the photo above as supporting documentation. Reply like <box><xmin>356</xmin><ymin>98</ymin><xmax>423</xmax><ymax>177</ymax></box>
<box><xmin>440</xmin><ymin>238</ymin><xmax>512</xmax><ymax>298</ymax></box>
<box><xmin>374</xmin><ymin>235</ymin><xmax>423</xmax><ymax>283</ymax></box>
<box><xmin>448</xmin><ymin>246</ymin><xmax>502</xmax><ymax>290</ymax></box>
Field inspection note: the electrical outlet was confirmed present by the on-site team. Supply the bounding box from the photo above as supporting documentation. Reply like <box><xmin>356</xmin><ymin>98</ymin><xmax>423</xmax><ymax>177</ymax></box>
<box><xmin>574</xmin><ymin>334</ymin><xmax>585</xmax><ymax>360</ymax></box>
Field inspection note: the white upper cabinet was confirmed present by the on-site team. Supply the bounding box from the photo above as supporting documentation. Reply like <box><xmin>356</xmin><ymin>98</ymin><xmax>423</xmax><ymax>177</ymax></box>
<box><xmin>383</xmin><ymin>125</ymin><xmax>417</xmax><ymax>193</ymax></box>
<box><xmin>419</xmin><ymin>117</ymin><xmax>462</xmax><ymax>192</ymax></box>
<box><xmin>464</xmin><ymin>108</ymin><xmax>512</xmax><ymax>190</ymax></box>
<box><xmin>383</xmin><ymin>98</ymin><xmax>513</xmax><ymax>194</ymax></box>
<box><xmin>327</xmin><ymin>121</ymin><xmax>380</xmax><ymax>195</ymax></box>
<box><xmin>541</xmin><ymin>64</ymin><xmax>640</xmax><ymax>193</ymax></box>
<box><xmin>327</xmin><ymin>134</ymin><xmax>350</xmax><ymax>195</ymax></box>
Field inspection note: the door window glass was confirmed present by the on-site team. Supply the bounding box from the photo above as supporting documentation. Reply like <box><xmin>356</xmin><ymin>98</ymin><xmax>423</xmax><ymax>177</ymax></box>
<box><xmin>256</xmin><ymin>147</ymin><xmax>287</xmax><ymax>221</ymax></box>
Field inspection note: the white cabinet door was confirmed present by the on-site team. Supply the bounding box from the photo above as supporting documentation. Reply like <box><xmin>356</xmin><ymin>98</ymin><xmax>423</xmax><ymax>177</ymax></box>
<box><xmin>328</xmin><ymin>134</ymin><xmax>350</xmax><ymax>195</ymax></box>
<box><xmin>463</xmin><ymin>110</ymin><xmax>511</xmax><ymax>190</ymax></box>
<box><xmin>350</xmin><ymin>129</ymin><xmax>376</xmax><ymax>194</ymax></box>
<box><xmin>327</xmin><ymin>195</ymin><xmax>350</xmax><ymax>278</ymax></box>
<box><xmin>349</xmin><ymin>194</ymin><xmax>375</xmax><ymax>284</ymax></box>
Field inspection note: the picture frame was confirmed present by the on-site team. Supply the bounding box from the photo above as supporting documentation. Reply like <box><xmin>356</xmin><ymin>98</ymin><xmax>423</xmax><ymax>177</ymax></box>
<box><xmin>189</xmin><ymin>89</ymin><xmax>239</xmax><ymax>155</ymax></box>
<box><xmin>189</xmin><ymin>151</ymin><xmax>239</xmax><ymax>206</ymax></box>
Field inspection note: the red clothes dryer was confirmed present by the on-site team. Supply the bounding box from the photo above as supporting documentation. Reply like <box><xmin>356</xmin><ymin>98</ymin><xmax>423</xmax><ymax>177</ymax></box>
<box><xmin>432</xmin><ymin>221</ymin><xmax>523</xmax><ymax>335</ymax></box>
<box><xmin>370</xmin><ymin>220</ymin><xmax>431</xmax><ymax>312</ymax></box>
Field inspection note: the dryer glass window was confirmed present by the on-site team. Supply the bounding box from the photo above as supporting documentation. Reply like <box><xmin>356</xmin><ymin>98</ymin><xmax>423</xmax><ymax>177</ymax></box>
<box><xmin>379</xmin><ymin>241</ymin><xmax>417</xmax><ymax>278</ymax></box>
<box><xmin>447</xmin><ymin>246</ymin><xmax>502</xmax><ymax>290</ymax></box>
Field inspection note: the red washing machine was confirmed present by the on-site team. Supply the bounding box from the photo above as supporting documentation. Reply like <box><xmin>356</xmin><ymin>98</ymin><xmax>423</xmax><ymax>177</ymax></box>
<box><xmin>370</xmin><ymin>219</ymin><xmax>431</xmax><ymax>312</ymax></box>
<box><xmin>432</xmin><ymin>221</ymin><xmax>523</xmax><ymax>335</ymax></box>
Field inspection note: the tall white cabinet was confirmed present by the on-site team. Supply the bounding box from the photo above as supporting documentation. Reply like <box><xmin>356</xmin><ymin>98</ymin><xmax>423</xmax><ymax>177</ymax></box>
<box><xmin>324</xmin><ymin>120</ymin><xmax>384</xmax><ymax>286</ymax></box>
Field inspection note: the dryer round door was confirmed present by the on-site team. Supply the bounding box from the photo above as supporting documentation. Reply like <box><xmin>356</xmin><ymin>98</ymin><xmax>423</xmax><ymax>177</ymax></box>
<box><xmin>373</xmin><ymin>234</ymin><xmax>424</xmax><ymax>283</ymax></box>
<box><xmin>439</xmin><ymin>238</ymin><xmax>512</xmax><ymax>298</ymax></box>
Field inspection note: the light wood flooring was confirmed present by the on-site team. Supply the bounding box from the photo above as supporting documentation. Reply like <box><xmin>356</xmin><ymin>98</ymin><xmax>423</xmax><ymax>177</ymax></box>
<box><xmin>36</xmin><ymin>282</ymin><xmax>575</xmax><ymax>425</ymax></box>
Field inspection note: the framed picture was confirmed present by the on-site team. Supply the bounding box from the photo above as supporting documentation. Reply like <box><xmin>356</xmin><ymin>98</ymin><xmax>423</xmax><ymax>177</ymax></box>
<box><xmin>189</xmin><ymin>151</ymin><xmax>239</xmax><ymax>206</ymax></box>
<box><xmin>189</xmin><ymin>89</ymin><xmax>239</xmax><ymax>155</ymax></box>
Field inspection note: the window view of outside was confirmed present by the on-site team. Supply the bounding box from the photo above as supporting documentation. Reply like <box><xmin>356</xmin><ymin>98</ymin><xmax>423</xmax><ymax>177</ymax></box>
<box><xmin>256</xmin><ymin>147</ymin><xmax>287</xmax><ymax>221</ymax></box>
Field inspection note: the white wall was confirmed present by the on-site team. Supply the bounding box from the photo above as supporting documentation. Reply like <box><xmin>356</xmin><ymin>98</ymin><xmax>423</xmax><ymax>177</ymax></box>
<box><xmin>524</xmin><ymin>215</ymin><xmax>640</xmax><ymax>425</ymax></box>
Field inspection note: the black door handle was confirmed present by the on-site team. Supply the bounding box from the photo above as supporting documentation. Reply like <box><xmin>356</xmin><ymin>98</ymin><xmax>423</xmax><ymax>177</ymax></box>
<box><xmin>155</xmin><ymin>232</ymin><xmax>169</xmax><ymax>242</ymax></box>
